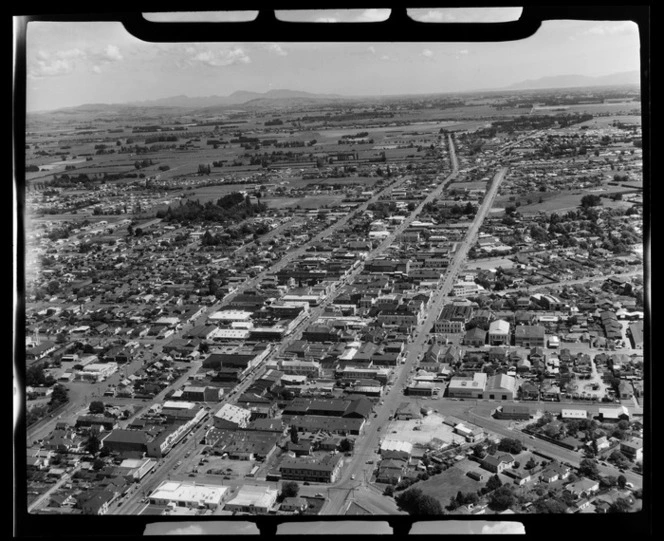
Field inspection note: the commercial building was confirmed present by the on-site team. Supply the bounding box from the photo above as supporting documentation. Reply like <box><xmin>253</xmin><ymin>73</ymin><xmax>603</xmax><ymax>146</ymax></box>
<box><xmin>493</xmin><ymin>405</ymin><xmax>531</xmax><ymax>421</ymax></box>
<box><xmin>279</xmin><ymin>454</ymin><xmax>343</xmax><ymax>484</ymax></box>
<box><xmin>149</xmin><ymin>481</ymin><xmax>229</xmax><ymax>510</ymax></box>
<box><xmin>224</xmin><ymin>485</ymin><xmax>278</xmax><ymax>514</ymax></box>
<box><xmin>483</xmin><ymin>374</ymin><xmax>517</xmax><ymax>401</ymax></box>
<box><xmin>73</xmin><ymin>362</ymin><xmax>118</xmax><ymax>382</ymax></box>
<box><xmin>213</xmin><ymin>404</ymin><xmax>252</xmax><ymax>430</ymax></box>
<box><xmin>447</xmin><ymin>372</ymin><xmax>487</xmax><ymax>399</ymax></box>
<box><xmin>514</xmin><ymin>325</ymin><xmax>546</xmax><ymax>348</ymax></box>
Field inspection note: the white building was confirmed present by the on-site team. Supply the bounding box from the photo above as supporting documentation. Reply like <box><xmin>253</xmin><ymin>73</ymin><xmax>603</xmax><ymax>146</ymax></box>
<box><xmin>488</xmin><ymin>319</ymin><xmax>510</xmax><ymax>345</ymax></box>
<box><xmin>208</xmin><ymin>310</ymin><xmax>253</xmax><ymax>325</ymax></box>
<box><xmin>73</xmin><ymin>362</ymin><xmax>118</xmax><ymax>382</ymax></box>
<box><xmin>452</xmin><ymin>281</ymin><xmax>486</xmax><ymax>298</ymax></box>
<box><xmin>213</xmin><ymin>403</ymin><xmax>252</xmax><ymax>430</ymax></box>
<box><xmin>223</xmin><ymin>485</ymin><xmax>278</xmax><ymax>514</ymax></box>
<box><xmin>149</xmin><ymin>481</ymin><xmax>228</xmax><ymax>510</ymax></box>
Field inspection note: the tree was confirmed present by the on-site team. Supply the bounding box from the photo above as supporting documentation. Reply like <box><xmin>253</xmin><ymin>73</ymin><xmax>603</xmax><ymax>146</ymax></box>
<box><xmin>486</xmin><ymin>441</ymin><xmax>498</xmax><ymax>456</ymax></box>
<box><xmin>280</xmin><ymin>481</ymin><xmax>299</xmax><ymax>500</ymax></box>
<box><xmin>395</xmin><ymin>488</ymin><xmax>444</xmax><ymax>516</ymax></box>
<box><xmin>488</xmin><ymin>485</ymin><xmax>516</xmax><ymax>512</ymax></box>
<box><xmin>578</xmin><ymin>458</ymin><xmax>600</xmax><ymax>480</ymax></box>
<box><xmin>86</xmin><ymin>429</ymin><xmax>101</xmax><ymax>456</ymax></box>
<box><xmin>608</xmin><ymin>497</ymin><xmax>632</xmax><ymax>513</ymax></box>
<box><xmin>339</xmin><ymin>438</ymin><xmax>354</xmax><ymax>453</ymax></box>
<box><xmin>49</xmin><ymin>384</ymin><xmax>69</xmax><ymax>407</ymax></box>
<box><xmin>472</xmin><ymin>443</ymin><xmax>486</xmax><ymax>459</ymax></box>
<box><xmin>289</xmin><ymin>425</ymin><xmax>299</xmax><ymax>444</ymax></box>
<box><xmin>580</xmin><ymin>194</ymin><xmax>602</xmax><ymax>208</ymax></box>
<box><xmin>485</xmin><ymin>474</ymin><xmax>503</xmax><ymax>492</ymax></box>
<box><xmin>498</xmin><ymin>438</ymin><xmax>523</xmax><ymax>455</ymax></box>
<box><xmin>89</xmin><ymin>401</ymin><xmax>105</xmax><ymax>415</ymax></box>
<box><xmin>617</xmin><ymin>474</ymin><xmax>627</xmax><ymax>489</ymax></box>
<box><xmin>525</xmin><ymin>457</ymin><xmax>538</xmax><ymax>470</ymax></box>
<box><xmin>92</xmin><ymin>458</ymin><xmax>106</xmax><ymax>471</ymax></box>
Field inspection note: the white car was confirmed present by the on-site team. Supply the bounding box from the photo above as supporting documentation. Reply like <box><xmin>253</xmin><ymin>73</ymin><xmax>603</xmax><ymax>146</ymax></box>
<box><xmin>351</xmin><ymin>474</ymin><xmax>356</xmax><ymax>480</ymax></box>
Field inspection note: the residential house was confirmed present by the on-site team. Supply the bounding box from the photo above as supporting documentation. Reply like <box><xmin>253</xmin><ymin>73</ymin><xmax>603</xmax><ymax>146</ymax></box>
<box><xmin>564</xmin><ymin>477</ymin><xmax>600</xmax><ymax>500</ymax></box>
<box><xmin>481</xmin><ymin>453</ymin><xmax>515</xmax><ymax>474</ymax></box>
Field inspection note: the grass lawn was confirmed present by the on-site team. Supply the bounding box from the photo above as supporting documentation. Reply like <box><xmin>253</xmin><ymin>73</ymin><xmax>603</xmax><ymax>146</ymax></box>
<box><xmin>412</xmin><ymin>464</ymin><xmax>484</xmax><ymax>506</ymax></box>
<box><xmin>262</xmin><ymin>195</ymin><xmax>345</xmax><ymax>209</ymax></box>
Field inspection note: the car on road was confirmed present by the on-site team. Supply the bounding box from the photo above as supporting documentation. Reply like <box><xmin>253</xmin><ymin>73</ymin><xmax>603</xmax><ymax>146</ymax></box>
<box><xmin>315</xmin><ymin>493</ymin><xmax>324</xmax><ymax>498</ymax></box>
<box><xmin>351</xmin><ymin>475</ymin><xmax>356</xmax><ymax>480</ymax></box>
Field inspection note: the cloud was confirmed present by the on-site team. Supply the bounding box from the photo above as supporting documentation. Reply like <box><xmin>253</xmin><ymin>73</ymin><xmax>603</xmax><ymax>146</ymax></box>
<box><xmin>28</xmin><ymin>44</ymin><xmax>125</xmax><ymax>77</ymax></box>
<box><xmin>28</xmin><ymin>48</ymin><xmax>86</xmax><ymax>78</ymax></box>
<box><xmin>421</xmin><ymin>49</ymin><xmax>434</xmax><ymax>59</ymax></box>
<box><xmin>583</xmin><ymin>21</ymin><xmax>637</xmax><ymax>36</ymax></box>
<box><xmin>367</xmin><ymin>46</ymin><xmax>376</xmax><ymax>54</ymax></box>
<box><xmin>264</xmin><ymin>43</ymin><xmax>287</xmax><ymax>56</ymax></box>
<box><xmin>315</xmin><ymin>17</ymin><xmax>338</xmax><ymax>22</ymax></box>
<box><xmin>183</xmin><ymin>46</ymin><xmax>251</xmax><ymax>67</ymax></box>
<box><xmin>380</xmin><ymin>55</ymin><xmax>390</xmax><ymax>61</ymax></box>
<box><xmin>103</xmin><ymin>44</ymin><xmax>123</xmax><ymax>61</ymax></box>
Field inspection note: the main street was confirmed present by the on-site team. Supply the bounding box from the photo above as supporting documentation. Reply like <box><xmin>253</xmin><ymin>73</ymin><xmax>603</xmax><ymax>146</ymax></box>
<box><xmin>321</xmin><ymin>139</ymin><xmax>527</xmax><ymax>514</ymax></box>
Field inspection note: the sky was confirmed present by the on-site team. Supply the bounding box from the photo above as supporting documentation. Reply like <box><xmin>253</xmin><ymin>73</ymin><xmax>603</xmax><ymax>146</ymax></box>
<box><xmin>17</xmin><ymin>10</ymin><xmax>642</xmax><ymax>112</ymax></box>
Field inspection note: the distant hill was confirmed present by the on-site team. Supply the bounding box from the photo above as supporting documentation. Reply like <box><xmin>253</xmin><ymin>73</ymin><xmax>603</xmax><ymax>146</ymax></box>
<box><xmin>122</xmin><ymin>89</ymin><xmax>344</xmax><ymax>109</ymax></box>
<box><xmin>505</xmin><ymin>70</ymin><xmax>640</xmax><ymax>91</ymax></box>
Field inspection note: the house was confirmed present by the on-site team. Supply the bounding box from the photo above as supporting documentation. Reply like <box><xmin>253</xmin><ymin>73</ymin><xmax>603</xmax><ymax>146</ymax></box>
<box><xmin>376</xmin><ymin>458</ymin><xmax>407</xmax><ymax>484</ymax></box>
<box><xmin>76</xmin><ymin>490</ymin><xmax>115</xmax><ymax>515</ymax></box>
<box><xmin>481</xmin><ymin>453</ymin><xmax>515</xmax><ymax>474</ymax></box>
<box><xmin>280</xmin><ymin>496</ymin><xmax>308</xmax><ymax>513</ymax></box>
<box><xmin>519</xmin><ymin>382</ymin><xmax>540</xmax><ymax>401</ymax></box>
<box><xmin>618</xmin><ymin>381</ymin><xmax>634</xmax><ymax>400</ymax></box>
<box><xmin>620</xmin><ymin>437</ymin><xmax>643</xmax><ymax>463</ymax></box>
<box><xmin>564</xmin><ymin>477</ymin><xmax>600</xmax><ymax>499</ymax></box>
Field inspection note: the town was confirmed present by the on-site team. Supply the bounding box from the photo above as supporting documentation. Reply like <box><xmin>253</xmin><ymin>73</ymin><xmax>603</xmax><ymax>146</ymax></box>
<box><xmin>22</xmin><ymin>83</ymin><xmax>644</xmax><ymax>519</ymax></box>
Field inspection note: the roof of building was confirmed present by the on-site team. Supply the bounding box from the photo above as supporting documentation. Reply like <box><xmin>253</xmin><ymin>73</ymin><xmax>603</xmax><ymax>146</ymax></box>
<box><xmin>214</xmin><ymin>403</ymin><xmax>252</xmax><ymax>424</ymax></box>
<box><xmin>102</xmin><ymin>429</ymin><xmax>148</xmax><ymax>445</ymax></box>
<box><xmin>514</xmin><ymin>325</ymin><xmax>546</xmax><ymax>338</ymax></box>
<box><xmin>489</xmin><ymin>319</ymin><xmax>510</xmax><ymax>334</ymax></box>
<box><xmin>150</xmin><ymin>481</ymin><xmax>228</xmax><ymax>505</ymax></box>
<box><xmin>485</xmin><ymin>374</ymin><xmax>517</xmax><ymax>393</ymax></box>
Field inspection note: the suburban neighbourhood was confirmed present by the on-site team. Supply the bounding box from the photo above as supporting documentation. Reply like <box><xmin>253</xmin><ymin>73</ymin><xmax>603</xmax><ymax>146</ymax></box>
<box><xmin>18</xmin><ymin>21</ymin><xmax>647</xmax><ymax>524</ymax></box>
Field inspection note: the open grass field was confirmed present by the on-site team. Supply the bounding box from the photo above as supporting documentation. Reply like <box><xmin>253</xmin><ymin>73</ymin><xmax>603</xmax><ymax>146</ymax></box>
<box><xmin>262</xmin><ymin>195</ymin><xmax>346</xmax><ymax>209</ymax></box>
<box><xmin>414</xmin><ymin>461</ymin><xmax>486</xmax><ymax>505</ymax></box>
<box><xmin>494</xmin><ymin>185</ymin><xmax>639</xmax><ymax>216</ymax></box>
<box><xmin>576</xmin><ymin>114</ymin><xmax>642</xmax><ymax>128</ymax></box>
